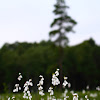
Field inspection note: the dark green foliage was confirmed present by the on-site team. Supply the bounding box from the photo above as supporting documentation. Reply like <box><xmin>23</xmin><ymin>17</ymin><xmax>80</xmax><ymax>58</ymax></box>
<box><xmin>0</xmin><ymin>39</ymin><xmax>100</xmax><ymax>92</ymax></box>
<box><xmin>49</xmin><ymin>0</ymin><xmax>77</xmax><ymax>46</ymax></box>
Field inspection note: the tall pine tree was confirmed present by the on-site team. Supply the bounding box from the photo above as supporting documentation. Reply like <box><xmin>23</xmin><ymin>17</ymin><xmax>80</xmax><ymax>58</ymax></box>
<box><xmin>49</xmin><ymin>0</ymin><xmax>77</xmax><ymax>87</ymax></box>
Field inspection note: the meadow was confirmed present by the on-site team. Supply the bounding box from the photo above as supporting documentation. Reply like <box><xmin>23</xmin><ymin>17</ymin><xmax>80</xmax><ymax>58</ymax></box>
<box><xmin>0</xmin><ymin>69</ymin><xmax>100</xmax><ymax>100</ymax></box>
<box><xmin>0</xmin><ymin>91</ymin><xmax>100</xmax><ymax>100</ymax></box>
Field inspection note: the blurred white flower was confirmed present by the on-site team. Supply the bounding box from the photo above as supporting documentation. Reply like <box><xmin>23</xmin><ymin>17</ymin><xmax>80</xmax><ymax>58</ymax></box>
<box><xmin>73</xmin><ymin>93</ymin><xmax>78</xmax><ymax>100</ymax></box>
<box><xmin>37</xmin><ymin>75</ymin><xmax>45</xmax><ymax>96</ymax></box>
<box><xmin>23</xmin><ymin>79</ymin><xmax>33</xmax><ymax>100</ymax></box>
<box><xmin>17</xmin><ymin>73</ymin><xmax>23</xmax><ymax>81</ymax></box>
<box><xmin>52</xmin><ymin>69</ymin><xmax>60</xmax><ymax>86</ymax></box>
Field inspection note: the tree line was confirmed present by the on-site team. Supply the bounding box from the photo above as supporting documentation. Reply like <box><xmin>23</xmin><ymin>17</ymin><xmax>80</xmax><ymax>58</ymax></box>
<box><xmin>0</xmin><ymin>38</ymin><xmax>100</xmax><ymax>92</ymax></box>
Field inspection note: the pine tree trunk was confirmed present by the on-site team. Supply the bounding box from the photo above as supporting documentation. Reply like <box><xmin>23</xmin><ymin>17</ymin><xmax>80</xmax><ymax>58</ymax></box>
<box><xmin>58</xmin><ymin>46</ymin><xmax>64</xmax><ymax>89</ymax></box>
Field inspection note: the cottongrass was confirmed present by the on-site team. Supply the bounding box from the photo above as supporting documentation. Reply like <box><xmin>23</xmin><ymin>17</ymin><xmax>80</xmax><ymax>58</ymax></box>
<box><xmin>0</xmin><ymin>90</ymin><xmax>99</xmax><ymax>100</ymax></box>
<box><xmin>0</xmin><ymin>69</ymin><xmax>99</xmax><ymax>100</ymax></box>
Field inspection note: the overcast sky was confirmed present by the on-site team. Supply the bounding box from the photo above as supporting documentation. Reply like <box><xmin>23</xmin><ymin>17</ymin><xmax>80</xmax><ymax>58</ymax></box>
<box><xmin>0</xmin><ymin>0</ymin><xmax>100</xmax><ymax>48</ymax></box>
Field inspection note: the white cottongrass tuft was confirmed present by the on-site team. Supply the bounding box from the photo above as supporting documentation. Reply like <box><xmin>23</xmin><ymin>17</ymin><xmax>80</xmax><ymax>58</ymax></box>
<box><xmin>37</xmin><ymin>75</ymin><xmax>45</xmax><ymax>96</ymax></box>
<box><xmin>13</xmin><ymin>84</ymin><xmax>21</xmax><ymax>93</ymax></box>
<box><xmin>96</xmin><ymin>86</ymin><xmax>100</xmax><ymax>91</ymax></box>
<box><xmin>85</xmin><ymin>95</ymin><xmax>89</xmax><ymax>100</ymax></box>
<box><xmin>23</xmin><ymin>79</ymin><xmax>33</xmax><ymax>100</ymax></box>
<box><xmin>13</xmin><ymin>73</ymin><xmax>22</xmax><ymax>93</ymax></box>
<box><xmin>73</xmin><ymin>93</ymin><xmax>78</xmax><ymax>100</ymax></box>
<box><xmin>62</xmin><ymin>76</ymin><xmax>68</xmax><ymax>88</ymax></box>
<box><xmin>48</xmin><ymin>87</ymin><xmax>54</xmax><ymax>96</ymax></box>
<box><xmin>52</xmin><ymin>69</ymin><xmax>60</xmax><ymax>86</ymax></box>
<box><xmin>17</xmin><ymin>73</ymin><xmax>23</xmax><ymax>81</ymax></box>
<box><xmin>62</xmin><ymin>89</ymin><xmax>69</xmax><ymax>100</ymax></box>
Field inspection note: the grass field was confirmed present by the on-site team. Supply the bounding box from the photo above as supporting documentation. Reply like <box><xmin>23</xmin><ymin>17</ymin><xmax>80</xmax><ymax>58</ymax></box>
<box><xmin>1</xmin><ymin>70</ymin><xmax>99</xmax><ymax>100</ymax></box>
<box><xmin>0</xmin><ymin>90</ymin><xmax>100</xmax><ymax>100</ymax></box>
